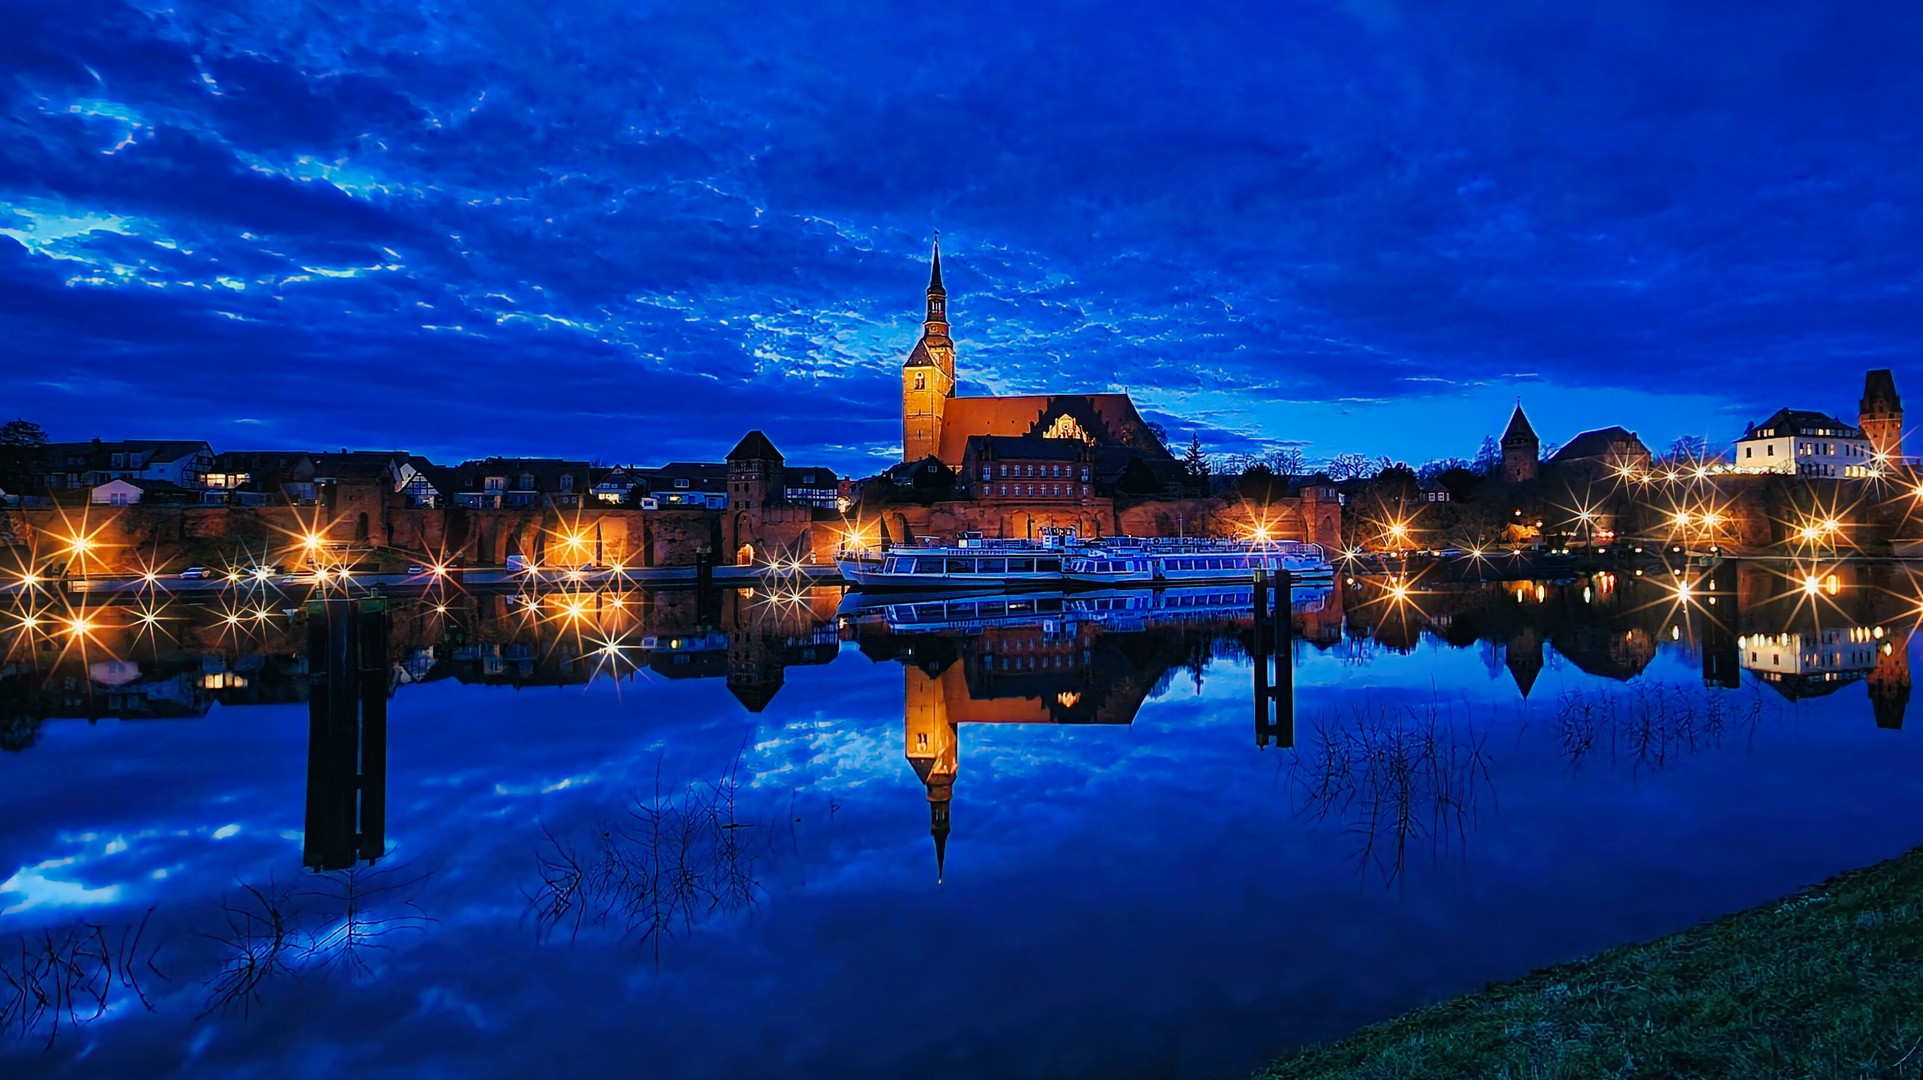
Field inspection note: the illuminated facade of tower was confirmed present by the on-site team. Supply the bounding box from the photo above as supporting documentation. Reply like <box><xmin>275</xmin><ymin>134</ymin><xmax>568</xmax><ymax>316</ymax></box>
<box><xmin>903</xmin><ymin>665</ymin><xmax>957</xmax><ymax>881</ymax></box>
<box><xmin>1860</xmin><ymin>368</ymin><xmax>1904</xmax><ymax>463</ymax></box>
<box><xmin>901</xmin><ymin>242</ymin><xmax>956</xmax><ymax>463</ymax></box>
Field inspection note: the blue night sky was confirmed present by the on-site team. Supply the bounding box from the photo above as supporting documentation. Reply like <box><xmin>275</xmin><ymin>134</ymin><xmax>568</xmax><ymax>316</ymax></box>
<box><xmin>2</xmin><ymin>1</ymin><xmax>1920</xmax><ymax>475</ymax></box>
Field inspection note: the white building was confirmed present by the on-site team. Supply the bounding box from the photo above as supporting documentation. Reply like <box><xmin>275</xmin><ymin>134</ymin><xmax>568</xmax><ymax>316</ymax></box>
<box><xmin>90</xmin><ymin>479</ymin><xmax>146</xmax><ymax>505</ymax></box>
<box><xmin>1731</xmin><ymin>408</ymin><xmax>1877</xmax><ymax>478</ymax></box>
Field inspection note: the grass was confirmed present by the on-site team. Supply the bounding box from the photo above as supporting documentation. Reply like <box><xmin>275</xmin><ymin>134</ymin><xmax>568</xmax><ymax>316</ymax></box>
<box><xmin>1257</xmin><ymin>846</ymin><xmax>1923</xmax><ymax>1079</ymax></box>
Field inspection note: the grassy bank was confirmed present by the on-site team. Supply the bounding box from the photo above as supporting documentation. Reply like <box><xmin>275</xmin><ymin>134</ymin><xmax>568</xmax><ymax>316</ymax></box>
<box><xmin>1258</xmin><ymin>848</ymin><xmax>1923</xmax><ymax>1079</ymax></box>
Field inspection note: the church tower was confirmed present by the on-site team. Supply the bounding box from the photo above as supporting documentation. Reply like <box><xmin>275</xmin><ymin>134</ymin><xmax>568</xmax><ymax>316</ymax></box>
<box><xmin>902</xmin><ymin>241</ymin><xmax>956</xmax><ymax>463</ymax></box>
<box><xmin>1500</xmin><ymin>402</ymin><xmax>1540</xmax><ymax>483</ymax></box>
<box><xmin>903</xmin><ymin>665</ymin><xmax>958</xmax><ymax>882</ymax></box>
<box><xmin>1860</xmin><ymin>369</ymin><xmax>1903</xmax><ymax>464</ymax></box>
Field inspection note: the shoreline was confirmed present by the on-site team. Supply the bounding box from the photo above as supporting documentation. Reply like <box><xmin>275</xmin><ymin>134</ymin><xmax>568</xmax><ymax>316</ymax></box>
<box><xmin>1256</xmin><ymin>846</ymin><xmax>1923</xmax><ymax>1078</ymax></box>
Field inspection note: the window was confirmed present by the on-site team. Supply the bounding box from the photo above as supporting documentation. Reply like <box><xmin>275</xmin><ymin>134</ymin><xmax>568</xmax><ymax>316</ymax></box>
<box><xmin>560</xmin><ymin>474</ymin><xmax>574</xmax><ymax>492</ymax></box>
<box><xmin>518</xmin><ymin>473</ymin><xmax>535</xmax><ymax>490</ymax></box>
<box><xmin>485</xmin><ymin>476</ymin><xmax>506</xmax><ymax>492</ymax></box>
<box><xmin>981</xmin><ymin>467</ymin><xmax>992</xmax><ymax>481</ymax></box>
<box><xmin>111</xmin><ymin>453</ymin><xmax>125</xmax><ymax>468</ymax></box>
<box><xmin>914</xmin><ymin>372</ymin><xmax>927</xmax><ymax>390</ymax></box>
<box><xmin>675</xmin><ymin>478</ymin><xmax>690</xmax><ymax>489</ymax></box>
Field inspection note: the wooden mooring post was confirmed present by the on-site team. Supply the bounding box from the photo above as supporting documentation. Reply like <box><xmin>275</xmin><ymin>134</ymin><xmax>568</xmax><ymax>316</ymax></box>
<box><xmin>1253</xmin><ymin>568</ymin><xmax>1296</xmax><ymax>749</ymax></box>
<box><xmin>303</xmin><ymin>597</ymin><xmax>390</xmax><ymax>871</ymax></box>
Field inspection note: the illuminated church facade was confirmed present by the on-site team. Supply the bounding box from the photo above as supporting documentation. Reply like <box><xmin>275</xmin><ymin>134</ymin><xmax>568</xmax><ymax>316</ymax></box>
<box><xmin>901</xmin><ymin>243</ymin><xmax>1173</xmax><ymax>468</ymax></box>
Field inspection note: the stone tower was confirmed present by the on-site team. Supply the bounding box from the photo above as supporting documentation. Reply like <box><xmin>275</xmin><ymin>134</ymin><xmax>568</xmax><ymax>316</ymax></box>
<box><xmin>1500</xmin><ymin>403</ymin><xmax>1540</xmax><ymax>483</ymax></box>
<box><xmin>903</xmin><ymin>665</ymin><xmax>957</xmax><ymax>882</ymax></box>
<box><xmin>902</xmin><ymin>240</ymin><xmax>956</xmax><ymax>463</ymax></box>
<box><xmin>1860</xmin><ymin>369</ymin><xmax>1903</xmax><ymax>463</ymax></box>
<box><xmin>725</xmin><ymin>429</ymin><xmax>784</xmax><ymax>511</ymax></box>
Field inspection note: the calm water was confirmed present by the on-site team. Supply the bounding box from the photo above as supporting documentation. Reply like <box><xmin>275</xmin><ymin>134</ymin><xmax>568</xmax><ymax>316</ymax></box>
<box><xmin>4</xmin><ymin>564</ymin><xmax>1923</xmax><ymax>1078</ymax></box>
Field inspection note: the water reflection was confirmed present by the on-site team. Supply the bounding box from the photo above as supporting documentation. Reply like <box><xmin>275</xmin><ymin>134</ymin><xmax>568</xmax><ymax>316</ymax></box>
<box><xmin>4</xmin><ymin>561</ymin><xmax>1923</xmax><ymax>1075</ymax></box>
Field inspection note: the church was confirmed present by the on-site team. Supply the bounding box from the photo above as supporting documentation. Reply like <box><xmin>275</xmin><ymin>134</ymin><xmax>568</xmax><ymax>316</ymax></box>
<box><xmin>900</xmin><ymin>243</ymin><xmax>1173</xmax><ymax>470</ymax></box>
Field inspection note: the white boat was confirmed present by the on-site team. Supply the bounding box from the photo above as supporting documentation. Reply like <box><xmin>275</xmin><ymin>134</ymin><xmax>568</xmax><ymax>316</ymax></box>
<box><xmin>1061</xmin><ymin>548</ymin><xmax>1156</xmax><ymax>585</ymax></box>
<box><xmin>839</xmin><ymin>535</ymin><xmax>1333</xmax><ymax>590</ymax></box>
<box><xmin>1146</xmin><ymin>541</ymin><xmax>1333</xmax><ymax>583</ymax></box>
<box><xmin>838</xmin><ymin>545</ymin><xmax>1068</xmax><ymax>588</ymax></box>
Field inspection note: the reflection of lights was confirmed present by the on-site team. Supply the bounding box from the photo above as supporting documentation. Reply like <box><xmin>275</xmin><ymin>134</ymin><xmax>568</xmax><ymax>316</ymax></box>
<box><xmin>1057</xmin><ymin>691</ymin><xmax>1081</xmax><ymax>707</ymax></box>
<box><xmin>1671</xmin><ymin>625</ymin><xmax>1681</xmax><ymax>640</ymax></box>
<box><xmin>433</xmin><ymin>604</ymin><xmax>449</xmax><ymax>615</ymax></box>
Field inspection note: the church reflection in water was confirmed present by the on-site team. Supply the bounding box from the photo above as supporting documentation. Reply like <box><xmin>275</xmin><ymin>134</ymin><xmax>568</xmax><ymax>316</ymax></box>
<box><xmin>1</xmin><ymin>558</ymin><xmax>1918</xmax><ymax>877</ymax></box>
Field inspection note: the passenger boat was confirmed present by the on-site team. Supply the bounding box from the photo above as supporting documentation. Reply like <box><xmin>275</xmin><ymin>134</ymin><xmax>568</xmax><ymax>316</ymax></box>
<box><xmin>839</xmin><ymin>535</ymin><xmax>1333</xmax><ymax>589</ymax></box>
<box><xmin>835</xmin><ymin>581</ymin><xmax>1332</xmax><ymax>635</ymax></box>
<box><xmin>838</xmin><ymin>545</ymin><xmax>1068</xmax><ymax>588</ymax></box>
<box><xmin>1138</xmin><ymin>540</ymin><xmax>1333</xmax><ymax>583</ymax></box>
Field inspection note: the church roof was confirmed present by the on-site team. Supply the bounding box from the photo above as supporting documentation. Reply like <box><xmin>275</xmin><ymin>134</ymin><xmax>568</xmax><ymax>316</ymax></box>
<box><xmin>936</xmin><ymin>394</ymin><xmax>1171</xmax><ymax>466</ymax></box>
<box><xmin>928</xmin><ymin>239</ymin><xmax>944</xmax><ymax>293</ymax></box>
<box><xmin>1501</xmin><ymin>405</ymin><xmax>1538</xmax><ymax>445</ymax></box>
<box><xmin>726</xmin><ymin>430</ymin><xmax>784</xmax><ymax>462</ymax></box>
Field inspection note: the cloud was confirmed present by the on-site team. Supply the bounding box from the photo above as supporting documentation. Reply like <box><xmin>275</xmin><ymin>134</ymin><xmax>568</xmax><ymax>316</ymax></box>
<box><xmin>1</xmin><ymin>0</ymin><xmax>1920</xmax><ymax>470</ymax></box>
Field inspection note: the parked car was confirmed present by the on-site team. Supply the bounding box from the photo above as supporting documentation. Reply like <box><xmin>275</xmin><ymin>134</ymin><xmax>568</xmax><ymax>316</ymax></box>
<box><xmin>178</xmin><ymin>567</ymin><xmax>209</xmax><ymax>580</ymax></box>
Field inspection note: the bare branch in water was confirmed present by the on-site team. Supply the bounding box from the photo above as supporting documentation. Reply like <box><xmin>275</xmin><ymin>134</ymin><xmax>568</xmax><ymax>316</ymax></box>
<box><xmin>2</xmin><ymin>907</ymin><xmax>165</xmax><ymax>1050</ymax></box>
<box><xmin>525</xmin><ymin>750</ymin><xmax>776</xmax><ymax>967</ymax></box>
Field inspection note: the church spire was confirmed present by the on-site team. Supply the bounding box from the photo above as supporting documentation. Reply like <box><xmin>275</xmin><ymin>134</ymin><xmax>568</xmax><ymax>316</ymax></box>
<box><xmin>933</xmin><ymin>805</ymin><xmax>950</xmax><ymax>884</ymax></box>
<box><xmin>924</xmin><ymin>238</ymin><xmax>948</xmax><ymax>331</ymax></box>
